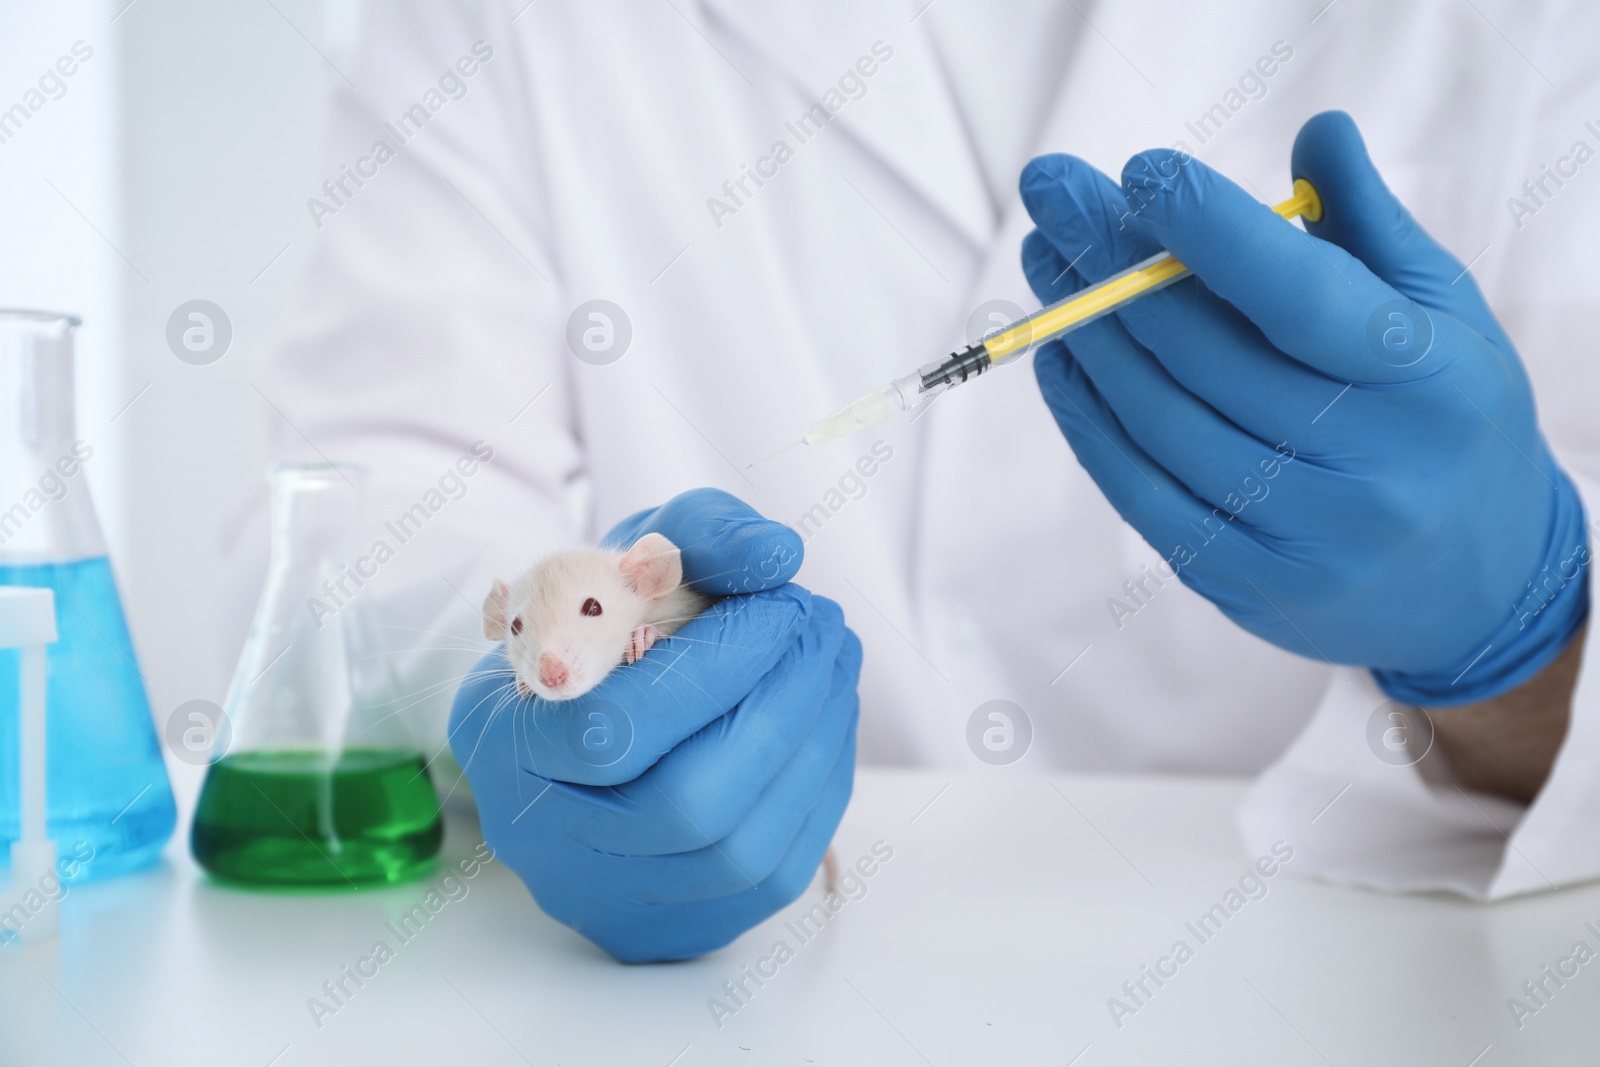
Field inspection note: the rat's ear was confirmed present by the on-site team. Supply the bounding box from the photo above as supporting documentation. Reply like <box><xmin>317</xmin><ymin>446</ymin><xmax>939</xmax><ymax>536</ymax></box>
<box><xmin>483</xmin><ymin>578</ymin><xmax>510</xmax><ymax>640</ymax></box>
<box><xmin>619</xmin><ymin>533</ymin><xmax>683</xmax><ymax>601</ymax></box>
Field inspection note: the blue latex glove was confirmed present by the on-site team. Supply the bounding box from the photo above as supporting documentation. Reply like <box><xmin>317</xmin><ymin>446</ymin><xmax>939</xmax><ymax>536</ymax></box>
<box><xmin>1019</xmin><ymin>110</ymin><xmax>1587</xmax><ymax>705</ymax></box>
<box><xmin>450</xmin><ymin>489</ymin><xmax>861</xmax><ymax>962</ymax></box>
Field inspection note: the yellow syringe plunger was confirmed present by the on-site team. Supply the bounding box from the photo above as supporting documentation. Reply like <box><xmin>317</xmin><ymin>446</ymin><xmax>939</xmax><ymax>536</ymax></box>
<box><xmin>980</xmin><ymin>178</ymin><xmax>1324</xmax><ymax>363</ymax></box>
<box><xmin>1286</xmin><ymin>176</ymin><xmax>1324</xmax><ymax>223</ymax></box>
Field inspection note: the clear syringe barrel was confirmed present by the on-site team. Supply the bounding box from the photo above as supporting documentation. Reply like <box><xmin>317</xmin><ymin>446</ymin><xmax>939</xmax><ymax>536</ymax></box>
<box><xmin>977</xmin><ymin>174</ymin><xmax>1322</xmax><ymax>372</ymax></box>
<box><xmin>986</xmin><ymin>252</ymin><xmax>1192</xmax><ymax>364</ymax></box>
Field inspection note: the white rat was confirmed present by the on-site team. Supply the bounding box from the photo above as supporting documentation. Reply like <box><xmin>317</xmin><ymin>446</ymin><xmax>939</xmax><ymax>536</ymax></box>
<box><xmin>483</xmin><ymin>532</ymin><xmax>841</xmax><ymax>892</ymax></box>
<box><xmin>482</xmin><ymin>532</ymin><xmax>711</xmax><ymax>701</ymax></box>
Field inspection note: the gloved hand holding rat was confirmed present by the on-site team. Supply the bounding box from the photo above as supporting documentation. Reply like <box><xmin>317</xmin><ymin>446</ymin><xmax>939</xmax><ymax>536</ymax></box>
<box><xmin>450</xmin><ymin>489</ymin><xmax>861</xmax><ymax>963</ymax></box>
<box><xmin>1020</xmin><ymin>111</ymin><xmax>1588</xmax><ymax>706</ymax></box>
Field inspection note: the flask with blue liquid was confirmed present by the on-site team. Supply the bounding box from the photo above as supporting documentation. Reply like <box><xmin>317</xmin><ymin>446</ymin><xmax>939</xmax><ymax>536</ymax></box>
<box><xmin>0</xmin><ymin>309</ymin><xmax>176</xmax><ymax>881</ymax></box>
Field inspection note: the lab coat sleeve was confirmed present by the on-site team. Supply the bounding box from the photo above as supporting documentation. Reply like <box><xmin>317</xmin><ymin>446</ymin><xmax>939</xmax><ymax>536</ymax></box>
<box><xmin>223</xmin><ymin>0</ymin><xmax>580</xmax><ymax>754</ymax></box>
<box><xmin>1238</xmin><ymin>464</ymin><xmax>1600</xmax><ymax>899</ymax></box>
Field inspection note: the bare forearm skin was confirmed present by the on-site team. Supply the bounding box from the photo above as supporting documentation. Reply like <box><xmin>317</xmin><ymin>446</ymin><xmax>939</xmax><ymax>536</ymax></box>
<box><xmin>1424</xmin><ymin>624</ymin><xmax>1586</xmax><ymax>805</ymax></box>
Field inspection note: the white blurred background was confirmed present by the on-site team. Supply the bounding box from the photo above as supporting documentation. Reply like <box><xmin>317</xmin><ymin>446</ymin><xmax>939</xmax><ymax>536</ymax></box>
<box><xmin>1</xmin><ymin>0</ymin><xmax>358</xmax><ymax>801</ymax></box>
<box><xmin>8</xmin><ymin>0</ymin><xmax>1599</xmax><ymax>810</ymax></box>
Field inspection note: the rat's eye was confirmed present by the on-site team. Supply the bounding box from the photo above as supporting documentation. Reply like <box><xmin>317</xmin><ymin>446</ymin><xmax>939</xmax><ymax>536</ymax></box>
<box><xmin>581</xmin><ymin>597</ymin><xmax>602</xmax><ymax>617</ymax></box>
<box><xmin>509</xmin><ymin>616</ymin><xmax>522</xmax><ymax>636</ymax></box>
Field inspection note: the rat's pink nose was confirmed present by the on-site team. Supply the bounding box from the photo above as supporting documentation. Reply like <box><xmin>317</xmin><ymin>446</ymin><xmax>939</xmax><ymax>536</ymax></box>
<box><xmin>538</xmin><ymin>653</ymin><xmax>568</xmax><ymax>690</ymax></box>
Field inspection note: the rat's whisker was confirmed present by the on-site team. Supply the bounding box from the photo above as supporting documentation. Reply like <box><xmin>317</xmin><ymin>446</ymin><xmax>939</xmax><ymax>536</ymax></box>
<box><xmin>392</xmin><ymin>664</ymin><xmax>512</xmax><ymax>693</ymax></box>
<box><xmin>646</xmin><ymin>658</ymin><xmax>716</xmax><ymax>703</ymax></box>
<box><xmin>409</xmin><ymin>687</ymin><xmax>508</xmax><ymax>780</ymax></box>
<box><xmin>431</xmin><ymin>696</ymin><xmax>500</xmax><ymax>779</ymax></box>
<box><xmin>380</xmin><ymin>678</ymin><xmax>493</xmax><ymax>719</ymax></box>
<box><xmin>349</xmin><ymin>707</ymin><xmax>415</xmax><ymax>736</ymax></box>
<box><xmin>372</xmin><ymin>623</ymin><xmax>490</xmax><ymax>646</ymax></box>
<box><xmin>350</xmin><ymin>645</ymin><xmax>492</xmax><ymax>663</ymax></box>
<box><xmin>652</xmin><ymin>635</ymin><xmax>764</xmax><ymax>653</ymax></box>
<box><xmin>441</xmin><ymin>680</ymin><xmax>517</xmax><ymax>764</ymax></box>
<box><xmin>646</xmin><ymin>612</ymin><xmax>714</xmax><ymax>626</ymax></box>
<box><xmin>510</xmin><ymin>703</ymin><xmax>530</xmax><ymax>793</ymax></box>
<box><xmin>613</xmin><ymin>666</ymin><xmax>691</xmax><ymax>714</ymax></box>
<box><xmin>378</xmin><ymin>668</ymin><xmax>514</xmax><ymax>713</ymax></box>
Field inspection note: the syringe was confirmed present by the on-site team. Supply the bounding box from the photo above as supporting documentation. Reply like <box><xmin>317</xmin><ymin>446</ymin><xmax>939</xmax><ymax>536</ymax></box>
<box><xmin>799</xmin><ymin>179</ymin><xmax>1322</xmax><ymax>446</ymax></box>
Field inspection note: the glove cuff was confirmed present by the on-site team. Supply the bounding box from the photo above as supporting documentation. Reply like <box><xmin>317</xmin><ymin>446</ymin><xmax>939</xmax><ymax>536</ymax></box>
<box><xmin>1372</xmin><ymin>471</ymin><xmax>1590</xmax><ymax>707</ymax></box>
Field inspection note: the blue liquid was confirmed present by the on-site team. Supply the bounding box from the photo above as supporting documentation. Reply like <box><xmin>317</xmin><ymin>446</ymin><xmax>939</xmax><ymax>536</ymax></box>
<box><xmin>0</xmin><ymin>557</ymin><xmax>176</xmax><ymax>881</ymax></box>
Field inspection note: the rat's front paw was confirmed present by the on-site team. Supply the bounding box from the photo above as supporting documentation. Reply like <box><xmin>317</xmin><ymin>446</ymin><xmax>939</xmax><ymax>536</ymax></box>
<box><xmin>625</xmin><ymin>625</ymin><xmax>661</xmax><ymax>665</ymax></box>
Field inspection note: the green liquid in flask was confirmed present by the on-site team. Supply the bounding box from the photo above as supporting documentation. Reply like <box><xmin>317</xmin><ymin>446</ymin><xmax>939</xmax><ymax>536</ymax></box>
<box><xmin>191</xmin><ymin>748</ymin><xmax>443</xmax><ymax>888</ymax></box>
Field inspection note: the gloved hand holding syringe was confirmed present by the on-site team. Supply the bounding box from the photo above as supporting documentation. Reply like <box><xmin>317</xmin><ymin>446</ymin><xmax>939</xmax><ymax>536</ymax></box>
<box><xmin>795</xmin><ymin>177</ymin><xmax>1323</xmax><ymax>446</ymax></box>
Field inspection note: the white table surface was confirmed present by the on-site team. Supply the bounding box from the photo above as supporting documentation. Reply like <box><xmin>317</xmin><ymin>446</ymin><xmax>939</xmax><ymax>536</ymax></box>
<box><xmin>3</xmin><ymin>768</ymin><xmax>1598</xmax><ymax>1066</ymax></box>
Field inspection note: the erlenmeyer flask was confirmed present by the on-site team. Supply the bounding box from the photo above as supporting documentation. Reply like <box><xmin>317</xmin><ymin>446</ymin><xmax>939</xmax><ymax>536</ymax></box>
<box><xmin>191</xmin><ymin>462</ymin><xmax>442</xmax><ymax>887</ymax></box>
<box><xmin>0</xmin><ymin>309</ymin><xmax>176</xmax><ymax>881</ymax></box>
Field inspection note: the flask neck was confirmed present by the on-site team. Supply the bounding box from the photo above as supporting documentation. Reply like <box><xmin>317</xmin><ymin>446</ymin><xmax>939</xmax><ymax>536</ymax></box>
<box><xmin>269</xmin><ymin>465</ymin><xmax>364</xmax><ymax>568</ymax></box>
<box><xmin>0</xmin><ymin>311</ymin><xmax>105</xmax><ymax>563</ymax></box>
<box><xmin>224</xmin><ymin>462</ymin><xmax>404</xmax><ymax>757</ymax></box>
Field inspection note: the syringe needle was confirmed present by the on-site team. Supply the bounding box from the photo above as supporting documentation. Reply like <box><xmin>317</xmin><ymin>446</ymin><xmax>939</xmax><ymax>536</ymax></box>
<box><xmin>748</xmin><ymin>440</ymin><xmax>805</xmax><ymax>468</ymax></box>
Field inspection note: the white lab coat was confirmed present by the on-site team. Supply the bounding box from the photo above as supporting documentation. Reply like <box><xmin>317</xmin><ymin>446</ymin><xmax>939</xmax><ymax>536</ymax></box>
<box><xmin>236</xmin><ymin>0</ymin><xmax>1600</xmax><ymax>900</ymax></box>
